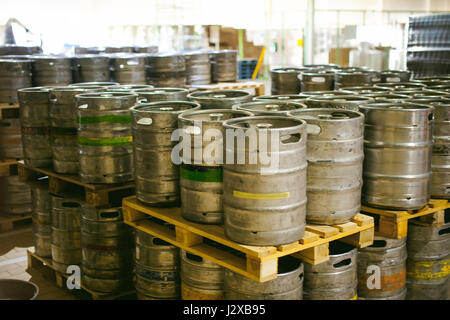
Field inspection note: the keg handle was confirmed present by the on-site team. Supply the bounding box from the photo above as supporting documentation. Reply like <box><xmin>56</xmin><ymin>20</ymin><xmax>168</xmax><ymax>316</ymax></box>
<box><xmin>137</xmin><ymin>117</ymin><xmax>153</xmax><ymax>126</ymax></box>
<box><xmin>184</xmin><ymin>251</ymin><xmax>203</xmax><ymax>263</ymax></box>
<box><xmin>332</xmin><ymin>258</ymin><xmax>352</xmax><ymax>269</ymax></box>
<box><xmin>49</xmin><ymin>94</ymin><xmax>57</xmax><ymax>103</ymax></box>
<box><xmin>438</xmin><ymin>226</ymin><xmax>450</xmax><ymax>237</ymax></box>
<box><xmin>137</xmin><ymin>98</ymin><xmax>147</xmax><ymax>104</ymax></box>
<box><xmin>305</xmin><ymin>123</ymin><xmax>321</xmax><ymax>136</ymax></box>
<box><xmin>99</xmin><ymin>209</ymin><xmax>121</xmax><ymax>220</ymax></box>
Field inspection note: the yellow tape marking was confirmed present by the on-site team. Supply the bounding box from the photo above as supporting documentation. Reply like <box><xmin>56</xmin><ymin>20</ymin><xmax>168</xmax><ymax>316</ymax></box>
<box><xmin>233</xmin><ymin>190</ymin><xmax>290</xmax><ymax>200</ymax></box>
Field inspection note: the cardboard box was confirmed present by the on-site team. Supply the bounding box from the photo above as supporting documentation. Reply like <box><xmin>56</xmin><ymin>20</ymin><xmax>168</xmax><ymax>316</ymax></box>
<box><xmin>329</xmin><ymin>47</ymin><xmax>354</xmax><ymax>67</ymax></box>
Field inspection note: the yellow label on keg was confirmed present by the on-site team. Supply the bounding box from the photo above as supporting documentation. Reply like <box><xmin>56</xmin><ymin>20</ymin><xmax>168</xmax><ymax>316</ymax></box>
<box><xmin>233</xmin><ymin>190</ymin><xmax>290</xmax><ymax>200</ymax></box>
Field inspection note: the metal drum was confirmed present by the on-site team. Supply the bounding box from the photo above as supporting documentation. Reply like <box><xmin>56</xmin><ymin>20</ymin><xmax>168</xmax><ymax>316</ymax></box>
<box><xmin>374</xmin><ymin>82</ymin><xmax>426</xmax><ymax>93</ymax></box>
<box><xmin>18</xmin><ymin>87</ymin><xmax>52</xmax><ymax>168</ymax></box>
<box><xmin>135</xmin><ymin>230</ymin><xmax>180</xmax><ymax>300</ymax></box>
<box><xmin>360</xmin><ymin>103</ymin><xmax>434</xmax><ymax>210</ymax></box>
<box><xmin>253</xmin><ymin>94</ymin><xmax>311</xmax><ymax>104</ymax></box>
<box><xmin>31</xmin><ymin>56</ymin><xmax>73</xmax><ymax>86</ymax></box>
<box><xmin>49</xmin><ymin>87</ymin><xmax>101</xmax><ymax>174</ymax></box>
<box><xmin>357</xmin><ymin>236</ymin><xmax>407</xmax><ymax>300</ymax></box>
<box><xmin>300</xmin><ymin>70</ymin><xmax>335</xmax><ymax>92</ymax></box>
<box><xmin>184</xmin><ymin>51</ymin><xmax>211</xmax><ymax>85</ymax></box>
<box><xmin>288</xmin><ymin>109</ymin><xmax>364</xmax><ymax>225</ymax></box>
<box><xmin>51</xmin><ymin>196</ymin><xmax>82</xmax><ymax>274</ymax></box>
<box><xmin>131</xmin><ymin>101</ymin><xmax>200</xmax><ymax>206</ymax></box>
<box><xmin>72</xmin><ymin>54</ymin><xmax>110</xmax><ymax>83</ymax></box>
<box><xmin>335</xmin><ymin>71</ymin><xmax>373</xmax><ymax>89</ymax></box>
<box><xmin>380</xmin><ymin>70</ymin><xmax>412</xmax><ymax>83</ymax></box>
<box><xmin>406</xmin><ymin>221</ymin><xmax>450</xmax><ymax>300</ymax></box>
<box><xmin>147</xmin><ymin>53</ymin><xmax>186</xmax><ymax>87</ymax></box>
<box><xmin>135</xmin><ymin>88</ymin><xmax>189</xmax><ymax>103</ymax></box>
<box><xmin>304</xmin><ymin>242</ymin><xmax>358</xmax><ymax>300</ymax></box>
<box><xmin>430</xmin><ymin>101</ymin><xmax>450</xmax><ymax>198</ymax></box>
<box><xmin>224</xmin><ymin>256</ymin><xmax>304</xmax><ymax>300</ymax></box>
<box><xmin>187</xmin><ymin>90</ymin><xmax>252</xmax><ymax>109</ymax></box>
<box><xmin>305</xmin><ymin>95</ymin><xmax>373</xmax><ymax>111</ymax></box>
<box><xmin>109</xmin><ymin>53</ymin><xmax>147</xmax><ymax>84</ymax></box>
<box><xmin>342</xmin><ymin>86</ymin><xmax>391</xmax><ymax>94</ymax></box>
<box><xmin>233</xmin><ymin>101</ymin><xmax>306</xmax><ymax>116</ymax></box>
<box><xmin>180</xmin><ymin>250</ymin><xmax>224</xmax><ymax>300</ymax></box>
<box><xmin>0</xmin><ymin>118</ymin><xmax>23</xmax><ymax>159</ymax></box>
<box><xmin>222</xmin><ymin>116</ymin><xmax>307</xmax><ymax>245</ymax></box>
<box><xmin>31</xmin><ymin>179</ymin><xmax>52</xmax><ymax>258</ymax></box>
<box><xmin>361</xmin><ymin>93</ymin><xmax>411</xmax><ymax>103</ymax></box>
<box><xmin>1</xmin><ymin>175</ymin><xmax>32</xmax><ymax>215</ymax></box>
<box><xmin>178</xmin><ymin>109</ymin><xmax>252</xmax><ymax>224</ymax></box>
<box><xmin>271</xmin><ymin>67</ymin><xmax>309</xmax><ymax>95</ymax></box>
<box><xmin>0</xmin><ymin>59</ymin><xmax>32</xmax><ymax>104</ymax></box>
<box><xmin>76</xmin><ymin>92</ymin><xmax>137</xmax><ymax>184</ymax></box>
<box><xmin>81</xmin><ymin>206</ymin><xmax>134</xmax><ymax>293</ymax></box>
<box><xmin>210</xmin><ymin>50</ymin><xmax>237</xmax><ymax>82</ymax></box>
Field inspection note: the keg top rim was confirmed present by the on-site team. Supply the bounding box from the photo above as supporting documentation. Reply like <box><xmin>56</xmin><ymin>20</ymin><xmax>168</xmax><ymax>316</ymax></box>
<box><xmin>223</xmin><ymin>115</ymin><xmax>307</xmax><ymax>130</ymax></box>
<box><xmin>72</xmin><ymin>53</ymin><xmax>110</xmax><ymax>59</ymax></box>
<box><xmin>301</xmin><ymin>90</ymin><xmax>354</xmax><ymax>96</ymax></box>
<box><xmin>134</xmin><ymin>87</ymin><xmax>188</xmax><ymax>94</ymax></box>
<box><xmin>18</xmin><ymin>86</ymin><xmax>52</xmax><ymax>93</ymax></box>
<box><xmin>187</xmin><ymin>89</ymin><xmax>251</xmax><ymax>100</ymax></box>
<box><xmin>131</xmin><ymin>100</ymin><xmax>200</xmax><ymax>113</ymax></box>
<box><xmin>413</xmin><ymin>90</ymin><xmax>448</xmax><ymax>97</ymax></box>
<box><xmin>108</xmin><ymin>84</ymin><xmax>154</xmax><ymax>90</ymax></box>
<box><xmin>29</xmin><ymin>54</ymin><xmax>71</xmax><ymax>61</ymax></box>
<box><xmin>234</xmin><ymin>101</ymin><xmax>307</xmax><ymax>113</ymax></box>
<box><xmin>300</xmin><ymin>70</ymin><xmax>336</xmax><ymax>76</ymax></box>
<box><xmin>75</xmin><ymin>91</ymin><xmax>138</xmax><ymax>99</ymax></box>
<box><xmin>49</xmin><ymin>86</ymin><xmax>101</xmax><ymax>93</ymax></box>
<box><xmin>308</xmin><ymin>95</ymin><xmax>374</xmax><ymax>102</ymax></box>
<box><xmin>179</xmin><ymin>108</ymin><xmax>253</xmax><ymax>122</ymax></box>
<box><xmin>340</xmin><ymin>86</ymin><xmax>390</xmax><ymax>92</ymax></box>
<box><xmin>375</xmin><ymin>82</ymin><xmax>426</xmax><ymax>88</ymax></box>
<box><xmin>271</xmin><ymin>66</ymin><xmax>314</xmax><ymax>73</ymax></box>
<box><xmin>361</xmin><ymin>102</ymin><xmax>435</xmax><ymax>111</ymax></box>
<box><xmin>70</xmin><ymin>82</ymin><xmax>119</xmax><ymax>87</ymax></box>
<box><xmin>361</xmin><ymin>93</ymin><xmax>412</xmax><ymax>99</ymax></box>
<box><xmin>254</xmin><ymin>94</ymin><xmax>310</xmax><ymax>101</ymax></box>
<box><xmin>0</xmin><ymin>58</ymin><xmax>33</xmax><ymax>63</ymax></box>
<box><xmin>288</xmin><ymin>108</ymin><xmax>364</xmax><ymax>120</ymax></box>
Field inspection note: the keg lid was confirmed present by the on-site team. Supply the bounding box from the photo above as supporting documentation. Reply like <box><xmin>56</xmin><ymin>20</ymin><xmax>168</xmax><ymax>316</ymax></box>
<box><xmin>70</xmin><ymin>82</ymin><xmax>119</xmax><ymax>88</ymax></box>
<box><xmin>131</xmin><ymin>101</ymin><xmax>201</xmax><ymax>114</ymax></box>
<box><xmin>108</xmin><ymin>84</ymin><xmax>154</xmax><ymax>91</ymax></box>
<box><xmin>308</xmin><ymin>95</ymin><xmax>373</xmax><ymax>102</ymax></box>
<box><xmin>234</xmin><ymin>101</ymin><xmax>307</xmax><ymax>115</ymax></box>
<box><xmin>179</xmin><ymin>108</ymin><xmax>252</xmax><ymax>123</ymax></box>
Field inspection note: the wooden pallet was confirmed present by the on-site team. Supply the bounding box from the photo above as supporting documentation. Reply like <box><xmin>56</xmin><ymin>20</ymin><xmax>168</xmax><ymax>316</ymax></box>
<box><xmin>123</xmin><ymin>195</ymin><xmax>374</xmax><ymax>283</ymax></box>
<box><xmin>27</xmin><ymin>250</ymin><xmax>135</xmax><ymax>300</ymax></box>
<box><xmin>361</xmin><ymin>199</ymin><xmax>449</xmax><ymax>239</ymax></box>
<box><xmin>17</xmin><ymin>161</ymin><xmax>135</xmax><ymax>207</ymax></box>
<box><xmin>186</xmin><ymin>81</ymin><xmax>265</xmax><ymax>96</ymax></box>
<box><xmin>0</xmin><ymin>159</ymin><xmax>18</xmax><ymax>177</ymax></box>
<box><xmin>0</xmin><ymin>213</ymin><xmax>32</xmax><ymax>233</ymax></box>
<box><xmin>0</xmin><ymin>103</ymin><xmax>19</xmax><ymax>120</ymax></box>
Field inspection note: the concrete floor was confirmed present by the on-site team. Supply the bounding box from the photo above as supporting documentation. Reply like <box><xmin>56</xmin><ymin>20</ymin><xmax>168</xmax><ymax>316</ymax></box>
<box><xmin>0</xmin><ymin>224</ymin><xmax>75</xmax><ymax>300</ymax></box>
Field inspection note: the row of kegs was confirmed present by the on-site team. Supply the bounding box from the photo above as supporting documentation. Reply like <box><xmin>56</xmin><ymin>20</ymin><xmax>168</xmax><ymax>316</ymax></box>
<box><xmin>0</xmin><ymin>49</ymin><xmax>238</xmax><ymax>104</ymax></box>
<box><xmin>31</xmin><ymin>173</ymin><xmax>449</xmax><ymax>300</ymax></box>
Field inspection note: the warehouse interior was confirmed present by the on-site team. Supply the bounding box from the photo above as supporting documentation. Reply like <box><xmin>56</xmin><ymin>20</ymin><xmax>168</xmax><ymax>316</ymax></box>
<box><xmin>0</xmin><ymin>0</ymin><xmax>449</xmax><ymax>303</ymax></box>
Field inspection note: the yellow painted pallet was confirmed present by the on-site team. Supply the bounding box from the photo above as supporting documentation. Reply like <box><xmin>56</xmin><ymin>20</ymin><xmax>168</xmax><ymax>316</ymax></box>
<box><xmin>17</xmin><ymin>161</ymin><xmax>135</xmax><ymax>207</ymax></box>
<box><xmin>123</xmin><ymin>195</ymin><xmax>374</xmax><ymax>283</ymax></box>
<box><xmin>186</xmin><ymin>81</ymin><xmax>265</xmax><ymax>96</ymax></box>
<box><xmin>361</xmin><ymin>199</ymin><xmax>449</xmax><ymax>239</ymax></box>
<box><xmin>27</xmin><ymin>250</ymin><xmax>136</xmax><ymax>300</ymax></box>
<box><xmin>0</xmin><ymin>103</ymin><xmax>19</xmax><ymax>120</ymax></box>
<box><xmin>0</xmin><ymin>159</ymin><xmax>18</xmax><ymax>177</ymax></box>
<box><xmin>0</xmin><ymin>213</ymin><xmax>31</xmax><ymax>233</ymax></box>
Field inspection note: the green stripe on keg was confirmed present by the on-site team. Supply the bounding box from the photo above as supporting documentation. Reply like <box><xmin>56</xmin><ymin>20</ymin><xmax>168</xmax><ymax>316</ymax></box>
<box><xmin>180</xmin><ymin>164</ymin><xmax>223</xmax><ymax>183</ymax></box>
<box><xmin>77</xmin><ymin>136</ymin><xmax>132</xmax><ymax>146</ymax></box>
<box><xmin>78</xmin><ymin>114</ymin><xmax>132</xmax><ymax>124</ymax></box>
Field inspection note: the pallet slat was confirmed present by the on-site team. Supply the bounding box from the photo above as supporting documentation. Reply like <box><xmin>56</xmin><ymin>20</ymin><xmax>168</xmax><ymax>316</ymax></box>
<box><xmin>123</xmin><ymin>195</ymin><xmax>374</xmax><ymax>282</ymax></box>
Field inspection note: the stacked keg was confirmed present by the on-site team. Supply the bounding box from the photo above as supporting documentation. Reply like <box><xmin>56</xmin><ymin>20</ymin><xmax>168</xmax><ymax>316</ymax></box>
<box><xmin>109</xmin><ymin>54</ymin><xmax>147</xmax><ymax>84</ymax></box>
<box><xmin>187</xmin><ymin>90</ymin><xmax>252</xmax><ymax>109</ymax></box>
<box><xmin>76</xmin><ymin>92</ymin><xmax>137</xmax><ymax>184</ymax></box>
<box><xmin>81</xmin><ymin>206</ymin><xmax>134</xmax><ymax>293</ymax></box>
<box><xmin>31</xmin><ymin>56</ymin><xmax>73</xmax><ymax>86</ymax></box>
<box><xmin>184</xmin><ymin>51</ymin><xmax>211</xmax><ymax>85</ymax></box>
<box><xmin>305</xmin><ymin>95</ymin><xmax>373</xmax><ymax>111</ymax></box>
<box><xmin>271</xmin><ymin>67</ymin><xmax>309</xmax><ymax>95</ymax></box>
<box><xmin>379</xmin><ymin>70</ymin><xmax>412</xmax><ymax>83</ymax></box>
<box><xmin>135</xmin><ymin>230</ymin><xmax>180</xmax><ymax>300</ymax></box>
<box><xmin>0</xmin><ymin>118</ymin><xmax>23</xmax><ymax>159</ymax></box>
<box><xmin>49</xmin><ymin>86</ymin><xmax>102</xmax><ymax>174</ymax></box>
<box><xmin>406</xmin><ymin>221</ymin><xmax>450</xmax><ymax>300</ymax></box>
<box><xmin>360</xmin><ymin>103</ymin><xmax>434</xmax><ymax>210</ymax></box>
<box><xmin>0</xmin><ymin>176</ymin><xmax>32</xmax><ymax>216</ymax></box>
<box><xmin>300</xmin><ymin>70</ymin><xmax>335</xmax><ymax>92</ymax></box>
<box><xmin>135</xmin><ymin>88</ymin><xmax>189</xmax><ymax>103</ymax></box>
<box><xmin>178</xmin><ymin>109</ymin><xmax>252</xmax><ymax>224</ymax></box>
<box><xmin>51</xmin><ymin>195</ymin><xmax>83</xmax><ymax>273</ymax></box>
<box><xmin>430</xmin><ymin>101</ymin><xmax>450</xmax><ymax>198</ymax></box>
<box><xmin>222</xmin><ymin>116</ymin><xmax>307</xmax><ymax>245</ymax></box>
<box><xmin>147</xmin><ymin>53</ymin><xmax>186</xmax><ymax>87</ymax></box>
<box><xmin>105</xmin><ymin>46</ymin><xmax>135</xmax><ymax>53</ymax></box>
<box><xmin>210</xmin><ymin>50</ymin><xmax>237</xmax><ymax>83</ymax></box>
<box><xmin>304</xmin><ymin>242</ymin><xmax>358</xmax><ymax>300</ymax></box>
<box><xmin>234</xmin><ymin>101</ymin><xmax>306</xmax><ymax>115</ymax></box>
<box><xmin>131</xmin><ymin>101</ymin><xmax>200</xmax><ymax>206</ymax></box>
<box><xmin>72</xmin><ymin>54</ymin><xmax>110</xmax><ymax>83</ymax></box>
<box><xmin>180</xmin><ymin>250</ymin><xmax>224</xmax><ymax>300</ymax></box>
<box><xmin>31</xmin><ymin>178</ymin><xmax>52</xmax><ymax>258</ymax></box>
<box><xmin>0</xmin><ymin>58</ymin><xmax>32</xmax><ymax>104</ymax></box>
<box><xmin>224</xmin><ymin>256</ymin><xmax>304</xmax><ymax>300</ymax></box>
<box><xmin>288</xmin><ymin>109</ymin><xmax>364</xmax><ymax>225</ymax></box>
<box><xmin>18</xmin><ymin>87</ymin><xmax>52</xmax><ymax>168</ymax></box>
<box><xmin>0</xmin><ymin>45</ymin><xmax>42</xmax><ymax>56</ymax></box>
<box><xmin>357</xmin><ymin>237</ymin><xmax>407</xmax><ymax>300</ymax></box>
<box><xmin>335</xmin><ymin>70</ymin><xmax>373</xmax><ymax>89</ymax></box>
